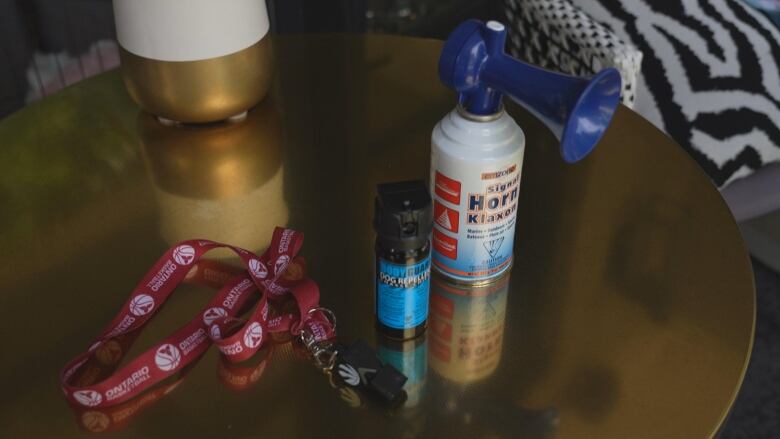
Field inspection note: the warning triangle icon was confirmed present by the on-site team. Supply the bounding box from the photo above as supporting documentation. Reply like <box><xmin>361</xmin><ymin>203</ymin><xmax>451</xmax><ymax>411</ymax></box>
<box><xmin>483</xmin><ymin>237</ymin><xmax>505</xmax><ymax>259</ymax></box>
<box><xmin>436</xmin><ymin>210</ymin><xmax>452</xmax><ymax>230</ymax></box>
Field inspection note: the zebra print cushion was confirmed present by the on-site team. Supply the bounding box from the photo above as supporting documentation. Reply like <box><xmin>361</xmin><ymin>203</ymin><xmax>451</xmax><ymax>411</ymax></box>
<box><xmin>568</xmin><ymin>0</ymin><xmax>780</xmax><ymax>187</ymax></box>
<box><xmin>504</xmin><ymin>0</ymin><xmax>643</xmax><ymax>107</ymax></box>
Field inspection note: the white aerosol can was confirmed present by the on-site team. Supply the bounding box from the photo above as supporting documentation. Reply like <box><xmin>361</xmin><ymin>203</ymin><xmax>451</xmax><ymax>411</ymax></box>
<box><xmin>431</xmin><ymin>20</ymin><xmax>622</xmax><ymax>283</ymax></box>
<box><xmin>430</xmin><ymin>108</ymin><xmax>524</xmax><ymax>283</ymax></box>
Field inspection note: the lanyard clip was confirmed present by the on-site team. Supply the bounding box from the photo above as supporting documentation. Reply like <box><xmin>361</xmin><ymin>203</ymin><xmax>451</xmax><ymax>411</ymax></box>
<box><xmin>299</xmin><ymin>307</ymin><xmax>338</xmax><ymax>370</ymax></box>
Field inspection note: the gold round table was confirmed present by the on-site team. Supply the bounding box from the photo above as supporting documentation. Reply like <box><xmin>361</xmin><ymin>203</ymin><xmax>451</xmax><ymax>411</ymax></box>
<box><xmin>0</xmin><ymin>35</ymin><xmax>755</xmax><ymax>438</ymax></box>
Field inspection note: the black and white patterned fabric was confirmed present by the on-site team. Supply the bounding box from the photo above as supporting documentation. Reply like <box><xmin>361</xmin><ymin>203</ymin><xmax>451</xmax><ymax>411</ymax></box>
<box><xmin>506</xmin><ymin>0</ymin><xmax>780</xmax><ymax>187</ymax></box>
<box><xmin>504</xmin><ymin>0</ymin><xmax>643</xmax><ymax>107</ymax></box>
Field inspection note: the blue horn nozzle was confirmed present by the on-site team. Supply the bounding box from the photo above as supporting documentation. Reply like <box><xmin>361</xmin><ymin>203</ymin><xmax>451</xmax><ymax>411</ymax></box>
<box><xmin>439</xmin><ymin>19</ymin><xmax>622</xmax><ymax>163</ymax></box>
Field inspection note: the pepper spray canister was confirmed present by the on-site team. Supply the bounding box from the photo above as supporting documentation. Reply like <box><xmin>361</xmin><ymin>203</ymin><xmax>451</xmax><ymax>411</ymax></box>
<box><xmin>431</xmin><ymin>20</ymin><xmax>622</xmax><ymax>283</ymax></box>
<box><xmin>374</xmin><ymin>181</ymin><xmax>434</xmax><ymax>340</ymax></box>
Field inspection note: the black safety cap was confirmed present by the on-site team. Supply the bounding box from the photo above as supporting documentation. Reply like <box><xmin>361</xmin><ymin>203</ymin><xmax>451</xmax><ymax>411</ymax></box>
<box><xmin>374</xmin><ymin>180</ymin><xmax>433</xmax><ymax>250</ymax></box>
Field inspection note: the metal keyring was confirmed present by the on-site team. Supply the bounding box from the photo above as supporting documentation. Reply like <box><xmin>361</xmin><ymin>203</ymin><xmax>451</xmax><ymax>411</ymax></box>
<box><xmin>313</xmin><ymin>349</ymin><xmax>337</xmax><ymax>371</ymax></box>
<box><xmin>308</xmin><ymin>307</ymin><xmax>337</xmax><ymax>333</ymax></box>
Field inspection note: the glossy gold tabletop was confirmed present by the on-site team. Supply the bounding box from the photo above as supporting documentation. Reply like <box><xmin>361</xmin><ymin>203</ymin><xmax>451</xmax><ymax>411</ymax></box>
<box><xmin>0</xmin><ymin>35</ymin><xmax>754</xmax><ymax>438</ymax></box>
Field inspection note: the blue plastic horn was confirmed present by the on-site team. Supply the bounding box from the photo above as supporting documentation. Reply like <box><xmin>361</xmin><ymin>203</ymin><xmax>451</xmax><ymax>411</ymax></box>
<box><xmin>439</xmin><ymin>20</ymin><xmax>622</xmax><ymax>163</ymax></box>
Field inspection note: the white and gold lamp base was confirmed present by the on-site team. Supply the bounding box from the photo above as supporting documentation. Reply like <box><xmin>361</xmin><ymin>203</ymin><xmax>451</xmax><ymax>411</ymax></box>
<box><xmin>114</xmin><ymin>0</ymin><xmax>272</xmax><ymax>124</ymax></box>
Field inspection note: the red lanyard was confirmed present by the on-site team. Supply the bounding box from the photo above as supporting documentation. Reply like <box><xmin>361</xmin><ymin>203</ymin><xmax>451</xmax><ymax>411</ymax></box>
<box><xmin>61</xmin><ymin>227</ymin><xmax>335</xmax><ymax>409</ymax></box>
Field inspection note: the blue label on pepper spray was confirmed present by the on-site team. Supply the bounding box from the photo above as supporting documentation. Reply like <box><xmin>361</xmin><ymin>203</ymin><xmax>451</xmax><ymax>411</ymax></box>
<box><xmin>377</xmin><ymin>256</ymin><xmax>431</xmax><ymax>329</ymax></box>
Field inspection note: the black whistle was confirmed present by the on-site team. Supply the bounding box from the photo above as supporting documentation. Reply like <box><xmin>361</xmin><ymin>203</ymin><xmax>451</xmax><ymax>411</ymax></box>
<box><xmin>333</xmin><ymin>340</ymin><xmax>407</xmax><ymax>404</ymax></box>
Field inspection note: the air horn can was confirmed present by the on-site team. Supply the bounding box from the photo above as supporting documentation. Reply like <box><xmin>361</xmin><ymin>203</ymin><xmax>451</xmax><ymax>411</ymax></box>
<box><xmin>431</xmin><ymin>20</ymin><xmax>622</xmax><ymax>283</ymax></box>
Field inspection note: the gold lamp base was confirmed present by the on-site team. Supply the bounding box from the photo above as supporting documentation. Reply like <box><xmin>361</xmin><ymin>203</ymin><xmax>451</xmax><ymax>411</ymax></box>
<box><xmin>119</xmin><ymin>38</ymin><xmax>272</xmax><ymax>124</ymax></box>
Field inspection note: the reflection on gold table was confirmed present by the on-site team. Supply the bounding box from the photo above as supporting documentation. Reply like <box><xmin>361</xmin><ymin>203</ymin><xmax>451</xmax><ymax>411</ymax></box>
<box><xmin>138</xmin><ymin>98</ymin><xmax>288</xmax><ymax>258</ymax></box>
<box><xmin>0</xmin><ymin>35</ymin><xmax>754</xmax><ymax>438</ymax></box>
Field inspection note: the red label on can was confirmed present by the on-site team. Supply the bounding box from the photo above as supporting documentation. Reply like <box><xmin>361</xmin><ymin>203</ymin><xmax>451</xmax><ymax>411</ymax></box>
<box><xmin>433</xmin><ymin>229</ymin><xmax>457</xmax><ymax>260</ymax></box>
<box><xmin>434</xmin><ymin>200</ymin><xmax>459</xmax><ymax>233</ymax></box>
<box><xmin>429</xmin><ymin>292</ymin><xmax>453</xmax><ymax>363</ymax></box>
<box><xmin>429</xmin><ymin>335</ymin><xmax>451</xmax><ymax>362</ymax></box>
<box><xmin>430</xmin><ymin>293</ymin><xmax>454</xmax><ymax>319</ymax></box>
<box><xmin>429</xmin><ymin>315</ymin><xmax>452</xmax><ymax>342</ymax></box>
<box><xmin>434</xmin><ymin>171</ymin><xmax>461</xmax><ymax>205</ymax></box>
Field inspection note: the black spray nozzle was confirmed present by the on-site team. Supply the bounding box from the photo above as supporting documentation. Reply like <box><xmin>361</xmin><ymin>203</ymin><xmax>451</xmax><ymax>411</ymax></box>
<box><xmin>374</xmin><ymin>180</ymin><xmax>433</xmax><ymax>250</ymax></box>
